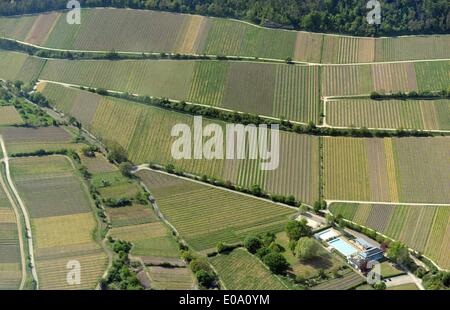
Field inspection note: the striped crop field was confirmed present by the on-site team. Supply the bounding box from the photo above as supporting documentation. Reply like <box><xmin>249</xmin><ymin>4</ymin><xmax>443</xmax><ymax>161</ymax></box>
<box><xmin>0</xmin><ymin>106</ymin><xmax>23</xmax><ymax>126</ymax></box>
<box><xmin>2</xmin><ymin>9</ymin><xmax>449</xmax><ymax>63</ymax></box>
<box><xmin>372</xmin><ymin>63</ymin><xmax>418</xmax><ymax>93</ymax></box>
<box><xmin>0</xmin><ymin>126</ymin><xmax>76</xmax><ymax>155</ymax></box>
<box><xmin>330</xmin><ymin>203</ymin><xmax>450</xmax><ymax>269</ymax></box>
<box><xmin>273</xmin><ymin>65</ymin><xmax>320</xmax><ymax>123</ymax></box>
<box><xmin>311</xmin><ymin>269</ymin><xmax>365</xmax><ymax>290</ymax></box>
<box><xmin>321</xmin><ymin>65</ymin><xmax>373</xmax><ymax>96</ymax></box>
<box><xmin>38</xmin><ymin>56</ymin><xmax>321</xmax><ymax>123</ymax></box>
<box><xmin>210</xmin><ymin>248</ymin><xmax>286</xmax><ymax>290</ymax></box>
<box><xmin>321</xmin><ymin>36</ymin><xmax>375</xmax><ymax>64</ymax></box>
<box><xmin>9</xmin><ymin>156</ymin><xmax>107</xmax><ymax>289</ymax></box>
<box><xmin>294</xmin><ymin>32</ymin><xmax>324</xmax><ymax>63</ymax></box>
<box><xmin>374</xmin><ymin>36</ymin><xmax>450</xmax><ymax>62</ymax></box>
<box><xmin>0</xmin><ymin>51</ymin><xmax>46</xmax><ymax>83</ymax></box>
<box><xmin>110</xmin><ymin>222</ymin><xmax>180</xmax><ymax>258</ymax></box>
<box><xmin>146</xmin><ymin>266</ymin><xmax>195</xmax><ymax>290</ymax></box>
<box><xmin>39</xmin><ymin>84</ymin><xmax>321</xmax><ymax>204</ymax></box>
<box><xmin>326</xmin><ymin>99</ymin><xmax>450</xmax><ymax>130</ymax></box>
<box><xmin>187</xmin><ymin>61</ymin><xmax>229</xmax><ymax>107</ymax></box>
<box><xmin>136</xmin><ymin>169</ymin><xmax>296</xmax><ymax>251</ymax></box>
<box><xmin>202</xmin><ymin>18</ymin><xmax>297</xmax><ymax>60</ymax></box>
<box><xmin>414</xmin><ymin>61</ymin><xmax>450</xmax><ymax>92</ymax></box>
<box><xmin>39</xmin><ymin>58</ymin><xmax>195</xmax><ymax>101</ymax></box>
<box><xmin>0</xmin><ymin>176</ymin><xmax>21</xmax><ymax>290</ymax></box>
<box><xmin>323</xmin><ymin>137</ymin><xmax>450</xmax><ymax>203</ymax></box>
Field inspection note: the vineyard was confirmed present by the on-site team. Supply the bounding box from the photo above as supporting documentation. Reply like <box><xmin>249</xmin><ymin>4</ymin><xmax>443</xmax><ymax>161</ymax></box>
<box><xmin>0</xmin><ymin>183</ymin><xmax>21</xmax><ymax>290</ymax></box>
<box><xmin>414</xmin><ymin>61</ymin><xmax>450</xmax><ymax>91</ymax></box>
<box><xmin>324</xmin><ymin>137</ymin><xmax>450</xmax><ymax>204</ymax></box>
<box><xmin>273</xmin><ymin>64</ymin><xmax>320</xmax><ymax>123</ymax></box>
<box><xmin>374</xmin><ymin>36</ymin><xmax>450</xmax><ymax>62</ymax></box>
<box><xmin>209</xmin><ymin>248</ymin><xmax>286</xmax><ymax>290</ymax></box>
<box><xmin>146</xmin><ymin>266</ymin><xmax>195</xmax><ymax>290</ymax></box>
<box><xmin>9</xmin><ymin>156</ymin><xmax>106</xmax><ymax>289</ymax></box>
<box><xmin>330</xmin><ymin>203</ymin><xmax>450</xmax><ymax>269</ymax></box>
<box><xmin>40</xmin><ymin>84</ymin><xmax>321</xmax><ymax>204</ymax></box>
<box><xmin>326</xmin><ymin>99</ymin><xmax>450</xmax><ymax>130</ymax></box>
<box><xmin>0</xmin><ymin>51</ymin><xmax>45</xmax><ymax>83</ymax></box>
<box><xmin>136</xmin><ymin>169</ymin><xmax>295</xmax><ymax>251</ymax></box>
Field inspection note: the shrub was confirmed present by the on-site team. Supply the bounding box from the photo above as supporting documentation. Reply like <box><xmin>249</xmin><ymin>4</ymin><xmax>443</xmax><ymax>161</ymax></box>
<box><xmin>263</xmin><ymin>252</ymin><xmax>289</xmax><ymax>274</ymax></box>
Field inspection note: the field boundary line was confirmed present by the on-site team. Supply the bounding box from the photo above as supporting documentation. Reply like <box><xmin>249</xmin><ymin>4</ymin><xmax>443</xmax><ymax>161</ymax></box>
<box><xmin>326</xmin><ymin>199</ymin><xmax>450</xmax><ymax>207</ymax></box>
<box><xmin>2</xmin><ymin>37</ymin><xmax>450</xmax><ymax>66</ymax></box>
<box><xmin>0</xmin><ymin>135</ymin><xmax>39</xmax><ymax>288</ymax></box>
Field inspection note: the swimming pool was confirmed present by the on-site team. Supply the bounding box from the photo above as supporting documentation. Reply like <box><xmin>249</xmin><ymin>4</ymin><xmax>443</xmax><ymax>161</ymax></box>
<box><xmin>328</xmin><ymin>237</ymin><xmax>359</xmax><ymax>257</ymax></box>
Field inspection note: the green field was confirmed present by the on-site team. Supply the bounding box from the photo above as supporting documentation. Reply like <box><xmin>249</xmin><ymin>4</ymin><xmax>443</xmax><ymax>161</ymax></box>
<box><xmin>414</xmin><ymin>61</ymin><xmax>450</xmax><ymax>91</ymax></box>
<box><xmin>1</xmin><ymin>9</ymin><xmax>449</xmax><ymax>63</ymax></box>
<box><xmin>323</xmin><ymin>137</ymin><xmax>450</xmax><ymax>203</ymax></box>
<box><xmin>330</xmin><ymin>203</ymin><xmax>450</xmax><ymax>269</ymax></box>
<box><xmin>136</xmin><ymin>169</ymin><xmax>296</xmax><ymax>251</ymax></box>
<box><xmin>326</xmin><ymin>99</ymin><xmax>450</xmax><ymax>131</ymax></box>
<box><xmin>10</xmin><ymin>156</ymin><xmax>107</xmax><ymax>289</ymax></box>
<box><xmin>0</xmin><ymin>51</ymin><xmax>46</xmax><ymax>83</ymax></box>
<box><xmin>210</xmin><ymin>248</ymin><xmax>287</xmax><ymax>290</ymax></box>
<box><xmin>110</xmin><ymin>222</ymin><xmax>180</xmax><ymax>258</ymax></box>
<box><xmin>40</xmin><ymin>83</ymin><xmax>321</xmax><ymax>204</ymax></box>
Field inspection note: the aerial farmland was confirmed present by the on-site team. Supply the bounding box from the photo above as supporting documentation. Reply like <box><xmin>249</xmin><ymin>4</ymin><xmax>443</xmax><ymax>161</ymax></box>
<box><xmin>0</xmin><ymin>1</ymin><xmax>449</xmax><ymax>298</ymax></box>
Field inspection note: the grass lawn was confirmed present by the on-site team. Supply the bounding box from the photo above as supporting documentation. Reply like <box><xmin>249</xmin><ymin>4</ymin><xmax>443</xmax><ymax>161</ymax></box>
<box><xmin>380</xmin><ymin>261</ymin><xmax>405</xmax><ymax>278</ymax></box>
<box><xmin>387</xmin><ymin>283</ymin><xmax>419</xmax><ymax>290</ymax></box>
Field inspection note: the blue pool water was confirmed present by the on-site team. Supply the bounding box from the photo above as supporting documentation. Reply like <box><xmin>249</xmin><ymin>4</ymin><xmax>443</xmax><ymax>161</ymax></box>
<box><xmin>328</xmin><ymin>238</ymin><xmax>359</xmax><ymax>257</ymax></box>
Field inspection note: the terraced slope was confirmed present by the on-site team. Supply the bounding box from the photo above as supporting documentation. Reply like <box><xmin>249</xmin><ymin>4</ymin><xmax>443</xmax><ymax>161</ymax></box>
<box><xmin>1</xmin><ymin>9</ymin><xmax>449</xmax><ymax>63</ymax></box>
<box><xmin>136</xmin><ymin>169</ymin><xmax>296</xmax><ymax>252</ymax></box>
<box><xmin>39</xmin><ymin>83</ymin><xmax>321</xmax><ymax>205</ymax></box>
<box><xmin>38</xmin><ymin>58</ymin><xmax>320</xmax><ymax>124</ymax></box>
<box><xmin>9</xmin><ymin>156</ymin><xmax>107</xmax><ymax>290</ymax></box>
<box><xmin>330</xmin><ymin>203</ymin><xmax>450</xmax><ymax>269</ymax></box>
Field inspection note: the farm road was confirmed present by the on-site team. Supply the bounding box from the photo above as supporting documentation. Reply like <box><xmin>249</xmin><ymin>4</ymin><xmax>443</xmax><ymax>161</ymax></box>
<box><xmin>0</xmin><ymin>136</ymin><xmax>39</xmax><ymax>288</ymax></box>
<box><xmin>0</xmin><ymin>155</ymin><xmax>26</xmax><ymax>289</ymax></box>
<box><xmin>3</xmin><ymin>37</ymin><xmax>450</xmax><ymax>66</ymax></box>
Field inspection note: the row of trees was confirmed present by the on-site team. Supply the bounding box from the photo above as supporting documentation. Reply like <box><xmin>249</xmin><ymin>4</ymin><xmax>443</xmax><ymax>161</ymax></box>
<box><xmin>97</xmin><ymin>88</ymin><xmax>435</xmax><ymax>138</ymax></box>
<box><xmin>0</xmin><ymin>0</ymin><xmax>448</xmax><ymax>36</ymax></box>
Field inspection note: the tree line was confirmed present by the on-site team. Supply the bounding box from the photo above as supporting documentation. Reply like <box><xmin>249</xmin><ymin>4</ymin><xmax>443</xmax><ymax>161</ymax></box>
<box><xmin>0</xmin><ymin>0</ymin><xmax>448</xmax><ymax>36</ymax></box>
